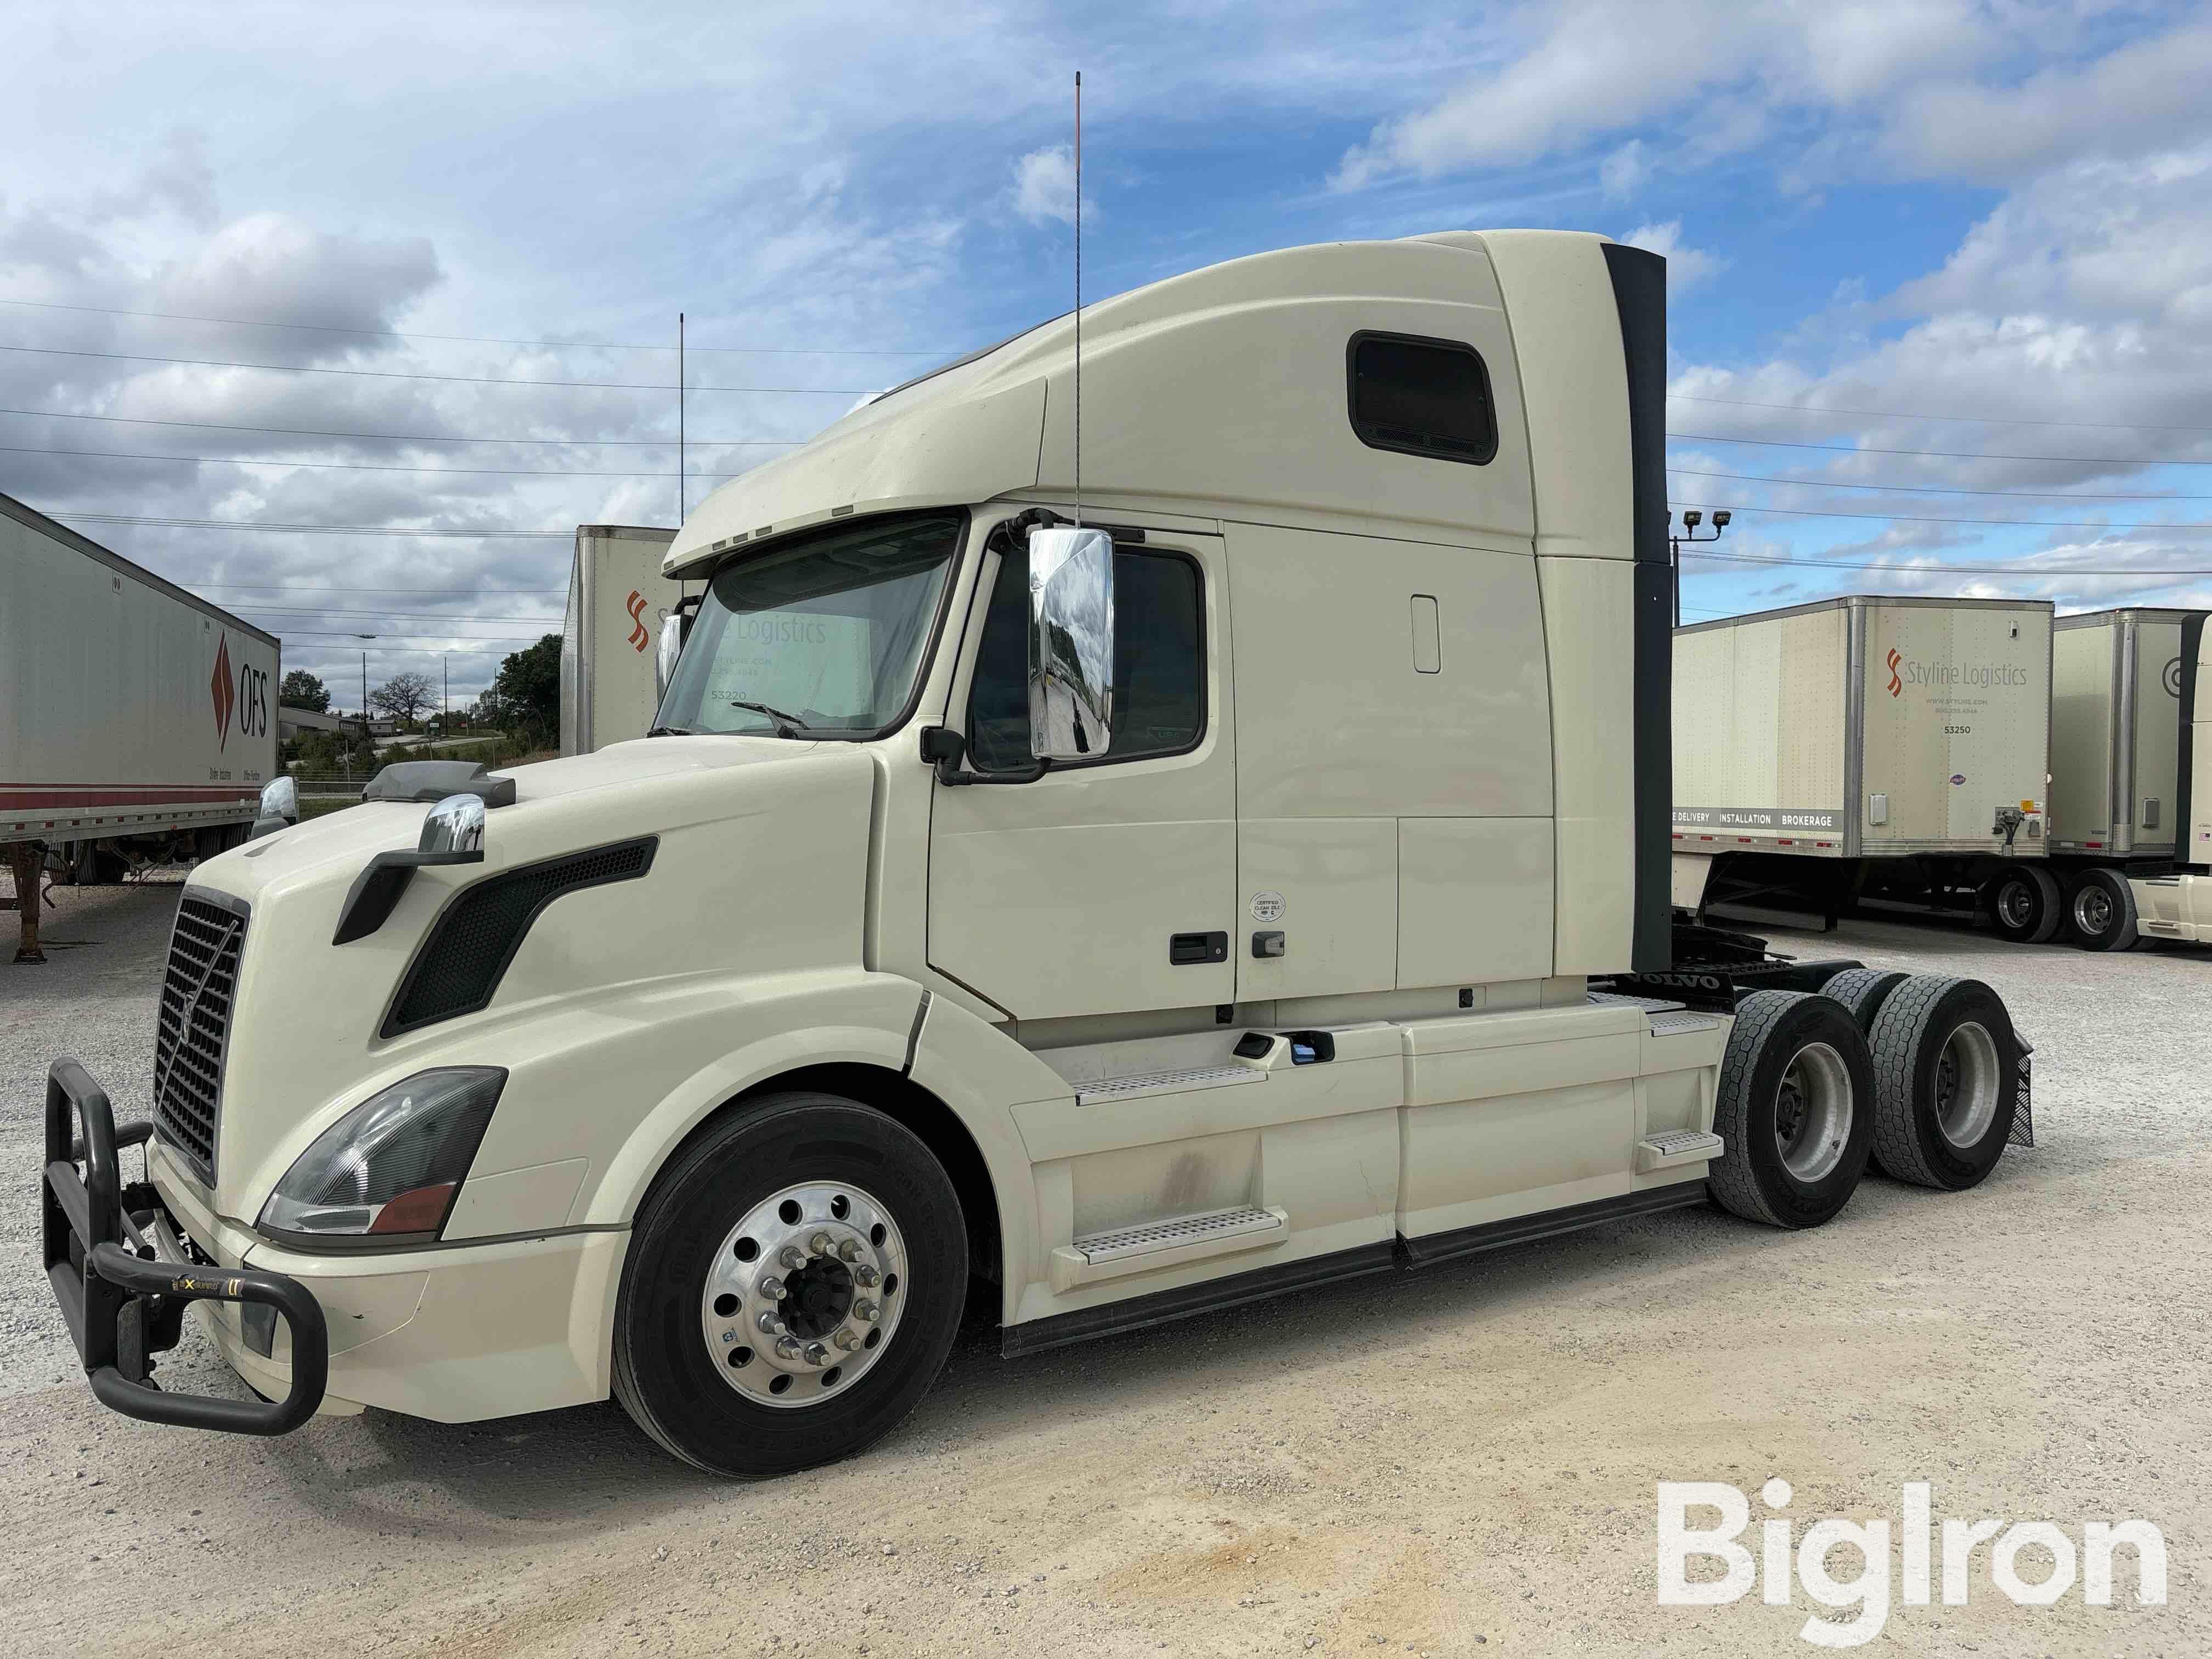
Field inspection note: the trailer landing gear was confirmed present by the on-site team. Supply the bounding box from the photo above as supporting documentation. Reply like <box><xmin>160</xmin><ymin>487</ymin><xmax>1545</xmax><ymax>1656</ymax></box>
<box><xmin>7</xmin><ymin>842</ymin><xmax>47</xmax><ymax>964</ymax></box>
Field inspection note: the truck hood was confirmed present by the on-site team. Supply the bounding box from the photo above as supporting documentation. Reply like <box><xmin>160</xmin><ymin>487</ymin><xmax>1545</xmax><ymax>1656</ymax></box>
<box><xmin>205</xmin><ymin>735</ymin><xmax>811</xmax><ymax>898</ymax></box>
<box><xmin>177</xmin><ymin>735</ymin><xmax>879</xmax><ymax>1208</ymax></box>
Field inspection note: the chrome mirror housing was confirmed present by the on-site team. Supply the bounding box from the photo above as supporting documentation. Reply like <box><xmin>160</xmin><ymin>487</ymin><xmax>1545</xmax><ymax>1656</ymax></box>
<box><xmin>419</xmin><ymin>792</ymin><xmax>486</xmax><ymax>857</ymax></box>
<box><xmin>654</xmin><ymin>611</ymin><xmax>685</xmax><ymax>701</ymax></box>
<box><xmin>1026</xmin><ymin>526</ymin><xmax>1115</xmax><ymax>761</ymax></box>
<box><xmin>247</xmin><ymin>775</ymin><xmax>300</xmax><ymax>841</ymax></box>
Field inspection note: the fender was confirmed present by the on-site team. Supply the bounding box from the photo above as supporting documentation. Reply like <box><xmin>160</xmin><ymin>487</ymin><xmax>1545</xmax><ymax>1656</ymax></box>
<box><xmin>904</xmin><ymin>991</ymin><xmax>1071</xmax><ymax>1323</ymax></box>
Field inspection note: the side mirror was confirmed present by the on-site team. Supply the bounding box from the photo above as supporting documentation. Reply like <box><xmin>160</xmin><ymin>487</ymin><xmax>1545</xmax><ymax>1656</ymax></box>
<box><xmin>331</xmin><ymin>793</ymin><xmax>488</xmax><ymax>946</ymax></box>
<box><xmin>247</xmin><ymin>776</ymin><xmax>300</xmax><ymax>842</ymax></box>
<box><xmin>1027</xmin><ymin>527</ymin><xmax>1115</xmax><ymax>761</ymax></box>
<box><xmin>654</xmin><ymin>612</ymin><xmax>685</xmax><ymax>701</ymax></box>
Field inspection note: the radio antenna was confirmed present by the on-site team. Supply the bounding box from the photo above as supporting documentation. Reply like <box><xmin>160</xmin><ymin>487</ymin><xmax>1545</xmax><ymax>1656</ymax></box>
<box><xmin>1073</xmin><ymin>70</ymin><xmax>1082</xmax><ymax>529</ymax></box>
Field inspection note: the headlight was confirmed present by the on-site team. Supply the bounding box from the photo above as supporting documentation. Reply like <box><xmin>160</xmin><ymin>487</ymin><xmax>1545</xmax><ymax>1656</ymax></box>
<box><xmin>259</xmin><ymin>1068</ymin><xmax>507</xmax><ymax>1242</ymax></box>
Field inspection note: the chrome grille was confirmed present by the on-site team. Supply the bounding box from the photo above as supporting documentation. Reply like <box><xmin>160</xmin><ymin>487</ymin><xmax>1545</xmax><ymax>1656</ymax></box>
<box><xmin>151</xmin><ymin>890</ymin><xmax>249</xmax><ymax>1184</ymax></box>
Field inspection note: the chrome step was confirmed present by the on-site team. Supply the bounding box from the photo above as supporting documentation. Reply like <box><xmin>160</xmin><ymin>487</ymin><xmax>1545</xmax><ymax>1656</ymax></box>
<box><xmin>1074</xmin><ymin>1064</ymin><xmax>1263</xmax><ymax>1107</ymax></box>
<box><xmin>1648</xmin><ymin>1011</ymin><xmax>1723</xmax><ymax>1036</ymax></box>
<box><xmin>1588</xmin><ymin>990</ymin><xmax>1687</xmax><ymax>1014</ymax></box>
<box><xmin>1051</xmin><ymin>1203</ymin><xmax>1288</xmax><ymax>1290</ymax></box>
<box><xmin>1635</xmin><ymin>1128</ymin><xmax>1725</xmax><ymax>1173</ymax></box>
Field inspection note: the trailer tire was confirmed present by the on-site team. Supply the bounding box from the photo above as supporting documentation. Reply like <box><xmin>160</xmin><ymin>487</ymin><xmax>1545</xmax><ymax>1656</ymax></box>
<box><xmin>1708</xmin><ymin>991</ymin><xmax>1876</xmax><ymax>1229</ymax></box>
<box><xmin>1866</xmin><ymin>975</ymin><xmax>2019</xmax><ymax>1190</ymax></box>
<box><xmin>612</xmin><ymin>1090</ymin><xmax>967</xmax><ymax>1480</ymax></box>
<box><xmin>1985</xmin><ymin>866</ymin><xmax>2062</xmax><ymax>944</ymax></box>
<box><xmin>1818</xmin><ymin>968</ymin><xmax>1909</xmax><ymax>1033</ymax></box>
<box><xmin>2064</xmin><ymin>868</ymin><xmax>2138</xmax><ymax>952</ymax></box>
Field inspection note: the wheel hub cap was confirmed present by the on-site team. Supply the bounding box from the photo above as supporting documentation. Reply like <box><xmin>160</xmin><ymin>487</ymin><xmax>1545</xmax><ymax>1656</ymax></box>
<box><xmin>699</xmin><ymin>1181</ymin><xmax>906</xmax><ymax>1409</ymax></box>
<box><xmin>1773</xmin><ymin>1041</ymin><xmax>1851</xmax><ymax>1184</ymax></box>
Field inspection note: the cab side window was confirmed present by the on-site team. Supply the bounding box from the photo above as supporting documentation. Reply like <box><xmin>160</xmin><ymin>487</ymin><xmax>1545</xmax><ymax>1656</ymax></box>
<box><xmin>967</xmin><ymin>545</ymin><xmax>1205</xmax><ymax>772</ymax></box>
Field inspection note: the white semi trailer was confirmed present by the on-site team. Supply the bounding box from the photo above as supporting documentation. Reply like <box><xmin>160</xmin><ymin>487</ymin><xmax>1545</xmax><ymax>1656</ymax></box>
<box><xmin>1672</xmin><ymin>596</ymin><xmax>2056</xmax><ymax>936</ymax></box>
<box><xmin>2042</xmin><ymin>607</ymin><xmax>2212</xmax><ymax>948</ymax></box>
<box><xmin>40</xmin><ymin>233</ymin><xmax>2031</xmax><ymax>1480</ymax></box>
<box><xmin>557</xmin><ymin>523</ymin><xmax>680</xmax><ymax>756</ymax></box>
<box><xmin>3</xmin><ymin>490</ymin><xmax>278</xmax><ymax>906</ymax></box>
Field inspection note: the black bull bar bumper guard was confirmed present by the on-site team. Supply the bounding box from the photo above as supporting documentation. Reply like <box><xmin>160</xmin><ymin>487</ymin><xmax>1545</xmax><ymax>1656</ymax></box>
<box><xmin>41</xmin><ymin>1058</ymin><xmax>327</xmax><ymax>1434</ymax></box>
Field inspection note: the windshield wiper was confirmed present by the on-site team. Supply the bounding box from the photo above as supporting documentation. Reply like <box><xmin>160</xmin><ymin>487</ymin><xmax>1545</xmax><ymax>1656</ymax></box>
<box><xmin>729</xmin><ymin>699</ymin><xmax>809</xmax><ymax>738</ymax></box>
<box><xmin>646</xmin><ymin>724</ymin><xmax>695</xmax><ymax>737</ymax></box>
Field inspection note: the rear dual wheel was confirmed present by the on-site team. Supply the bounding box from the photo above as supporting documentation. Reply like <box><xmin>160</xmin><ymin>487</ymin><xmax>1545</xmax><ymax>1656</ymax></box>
<box><xmin>1866</xmin><ymin>977</ymin><xmax>2021</xmax><ymax>1190</ymax></box>
<box><xmin>2064</xmin><ymin>868</ymin><xmax>2139</xmax><ymax>952</ymax></box>
<box><xmin>1986</xmin><ymin>866</ymin><xmax>2062</xmax><ymax>944</ymax></box>
<box><xmin>1708</xmin><ymin>991</ymin><xmax>1876</xmax><ymax>1229</ymax></box>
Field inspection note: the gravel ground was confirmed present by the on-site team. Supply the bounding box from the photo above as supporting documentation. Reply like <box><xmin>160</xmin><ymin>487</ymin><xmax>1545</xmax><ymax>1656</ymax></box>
<box><xmin>3</xmin><ymin>874</ymin><xmax>2205</xmax><ymax>1657</ymax></box>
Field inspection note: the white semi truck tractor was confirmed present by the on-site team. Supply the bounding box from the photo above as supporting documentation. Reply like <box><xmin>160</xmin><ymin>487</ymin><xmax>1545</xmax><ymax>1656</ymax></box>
<box><xmin>40</xmin><ymin>232</ymin><xmax>2032</xmax><ymax>1479</ymax></box>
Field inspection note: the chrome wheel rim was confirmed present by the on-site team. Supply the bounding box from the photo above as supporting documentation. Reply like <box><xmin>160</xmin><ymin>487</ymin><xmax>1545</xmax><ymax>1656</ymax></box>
<box><xmin>700</xmin><ymin>1181</ymin><xmax>907</xmax><ymax>1409</ymax></box>
<box><xmin>1996</xmin><ymin>880</ymin><xmax>2035</xmax><ymax>929</ymax></box>
<box><xmin>2073</xmin><ymin>886</ymin><xmax>2113</xmax><ymax>936</ymax></box>
<box><xmin>1934</xmin><ymin>1021</ymin><xmax>2001</xmax><ymax>1149</ymax></box>
<box><xmin>1773</xmin><ymin>1041</ymin><xmax>1852</xmax><ymax>1183</ymax></box>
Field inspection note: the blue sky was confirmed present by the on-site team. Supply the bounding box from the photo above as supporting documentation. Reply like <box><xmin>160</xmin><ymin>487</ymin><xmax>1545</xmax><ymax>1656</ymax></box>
<box><xmin>5</xmin><ymin>2</ymin><xmax>2211</xmax><ymax>699</ymax></box>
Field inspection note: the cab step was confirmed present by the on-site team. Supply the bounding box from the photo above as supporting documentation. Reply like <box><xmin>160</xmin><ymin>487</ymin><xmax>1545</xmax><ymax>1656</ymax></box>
<box><xmin>1073</xmin><ymin>1064</ymin><xmax>1263</xmax><ymax>1107</ymax></box>
<box><xmin>1050</xmin><ymin>1203</ymin><xmax>1288</xmax><ymax>1291</ymax></box>
<box><xmin>1634</xmin><ymin>1128</ymin><xmax>1725</xmax><ymax>1173</ymax></box>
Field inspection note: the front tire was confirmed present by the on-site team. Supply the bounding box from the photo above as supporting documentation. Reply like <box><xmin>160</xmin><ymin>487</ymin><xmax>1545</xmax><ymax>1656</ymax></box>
<box><xmin>1866</xmin><ymin>976</ymin><xmax>2020</xmax><ymax>1190</ymax></box>
<box><xmin>612</xmin><ymin>1091</ymin><xmax>968</xmax><ymax>1479</ymax></box>
<box><xmin>1987</xmin><ymin>866</ymin><xmax>2062</xmax><ymax>944</ymax></box>
<box><xmin>1708</xmin><ymin>991</ymin><xmax>1876</xmax><ymax>1229</ymax></box>
<box><xmin>2064</xmin><ymin>868</ymin><xmax>2138</xmax><ymax>951</ymax></box>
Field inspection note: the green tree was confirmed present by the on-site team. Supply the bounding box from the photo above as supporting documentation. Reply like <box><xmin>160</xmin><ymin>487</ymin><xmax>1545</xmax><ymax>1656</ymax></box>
<box><xmin>489</xmin><ymin>634</ymin><xmax>561</xmax><ymax>745</ymax></box>
<box><xmin>280</xmin><ymin>669</ymin><xmax>331</xmax><ymax>712</ymax></box>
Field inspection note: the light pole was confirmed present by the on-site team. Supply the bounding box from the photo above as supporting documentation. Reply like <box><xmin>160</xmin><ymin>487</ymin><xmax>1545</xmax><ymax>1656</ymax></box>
<box><xmin>1667</xmin><ymin>510</ymin><xmax>1731</xmax><ymax>629</ymax></box>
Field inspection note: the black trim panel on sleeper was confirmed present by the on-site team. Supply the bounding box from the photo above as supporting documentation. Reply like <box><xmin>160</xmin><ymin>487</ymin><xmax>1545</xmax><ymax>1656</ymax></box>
<box><xmin>381</xmin><ymin>837</ymin><xmax>658</xmax><ymax>1037</ymax></box>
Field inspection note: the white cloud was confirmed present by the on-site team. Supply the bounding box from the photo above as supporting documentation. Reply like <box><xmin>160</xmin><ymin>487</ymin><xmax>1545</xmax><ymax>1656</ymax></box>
<box><xmin>1330</xmin><ymin>1</ymin><xmax>2197</xmax><ymax>197</ymax></box>
<box><xmin>1011</xmin><ymin>145</ymin><xmax>1094</xmax><ymax>228</ymax></box>
<box><xmin>1599</xmin><ymin>139</ymin><xmax>1649</xmax><ymax>203</ymax></box>
<box><xmin>1620</xmin><ymin>219</ymin><xmax>1723</xmax><ymax>290</ymax></box>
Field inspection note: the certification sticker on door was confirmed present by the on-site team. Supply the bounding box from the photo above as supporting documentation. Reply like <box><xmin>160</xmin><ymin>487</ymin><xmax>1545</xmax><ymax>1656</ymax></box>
<box><xmin>1249</xmin><ymin>891</ymin><xmax>1286</xmax><ymax>923</ymax></box>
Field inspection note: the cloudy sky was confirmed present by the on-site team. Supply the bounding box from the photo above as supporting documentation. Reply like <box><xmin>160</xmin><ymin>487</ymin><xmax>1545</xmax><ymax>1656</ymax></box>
<box><xmin>6</xmin><ymin>2</ymin><xmax>2211</xmax><ymax>704</ymax></box>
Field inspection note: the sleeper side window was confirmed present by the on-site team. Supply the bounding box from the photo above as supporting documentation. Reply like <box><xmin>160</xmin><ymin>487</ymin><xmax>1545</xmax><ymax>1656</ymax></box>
<box><xmin>967</xmin><ymin>545</ymin><xmax>1205</xmax><ymax>773</ymax></box>
<box><xmin>1347</xmin><ymin>331</ymin><xmax>1498</xmax><ymax>465</ymax></box>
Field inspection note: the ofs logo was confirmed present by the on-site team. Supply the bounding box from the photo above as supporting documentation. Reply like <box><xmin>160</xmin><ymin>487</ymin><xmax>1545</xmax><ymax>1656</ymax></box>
<box><xmin>208</xmin><ymin>634</ymin><xmax>269</xmax><ymax>752</ymax></box>
<box><xmin>1883</xmin><ymin>645</ymin><xmax>2029</xmax><ymax>697</ymax></box>
<box><xmin>627</xmin><ymin>590</ymin><xmax>651</xmax><ymax>652</ymax></box>
<box><xmin>2164</xmin><ymin>656</ymin><xmax>2183</xmax><ymax>699</ymax></box>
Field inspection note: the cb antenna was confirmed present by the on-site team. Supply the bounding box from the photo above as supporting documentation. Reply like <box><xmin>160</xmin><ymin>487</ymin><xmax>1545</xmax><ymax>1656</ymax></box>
<box><xmin>1073</xmin><ymin>70</ymin><xmax>1082</xmax><ymax>529</ymax></box>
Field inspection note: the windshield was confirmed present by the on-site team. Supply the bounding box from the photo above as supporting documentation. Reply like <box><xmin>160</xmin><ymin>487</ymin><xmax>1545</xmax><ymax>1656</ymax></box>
<box><xmin>653</xmin><ymin>511</ymin><xmax>963</xmax><ymax>738</ymax></box>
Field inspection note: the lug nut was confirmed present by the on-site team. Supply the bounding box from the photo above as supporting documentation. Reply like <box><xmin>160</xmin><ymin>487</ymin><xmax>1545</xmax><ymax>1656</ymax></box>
<box><xmin>758</xmin><ymin>1274</ymin><xmax>787</xmax><ymax>1299</ymax></box>
<box><xmin>778</xmin><ymin>1244</ymin><xmax>807</xmax><ymax>1270</ymax></box>
<box><xmin>832</xmin><ymin>1328</ymin><xmax>864</xmax><ymax>1352</ymax></box>
<box><xmin>854</xmin><ymin>1299</ymin><xmax>880</xmax><ymax>1324</ymax></box>
<box><xmin>803</xmin><ymin>1342</ymin><xmax>830</xmax><ymax>1367</ymax></box>
<box><xmin>774</xmin><ymin>1335</ymin><xmax>805</xmax><ymax>1361</ymax></box>
<box><xmin>808</xmin><ymin>1232</ymin><xmax>834</xmax><ymax>1256</ymax></box>
<box><xmin>836</xmin><ymin>1239</ymin><xmax>865</xmax><ymax>1263</ymax></box>
<box><xmin>853</xmin><ymin>1265</ymin><xmax>881</xmax><ymax>1288</ymax></box>
<box><xmin>757</xmin><ymin>1311</ymin><xmax>787</xmax><ymax>1335</ymax></box>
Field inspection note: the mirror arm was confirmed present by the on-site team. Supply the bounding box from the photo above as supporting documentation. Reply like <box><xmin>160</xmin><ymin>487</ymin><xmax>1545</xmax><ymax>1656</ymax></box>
<box><xmin>918</xmin><ymin>725</ymin><xmax>1049</xmax><ymax>787</ymax></box>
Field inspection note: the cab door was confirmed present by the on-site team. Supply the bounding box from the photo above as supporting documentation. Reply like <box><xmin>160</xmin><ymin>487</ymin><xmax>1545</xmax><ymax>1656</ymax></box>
<box><xmin>927</xmin><ymin>527</ymin><xmax>1234</xmax><ymax>1019</ymax></box>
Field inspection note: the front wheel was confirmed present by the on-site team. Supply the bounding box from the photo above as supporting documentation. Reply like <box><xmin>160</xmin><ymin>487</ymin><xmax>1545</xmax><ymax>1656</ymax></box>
<box><xmin>1708</xmin><ymin>990</ymin><xmax>1876</xmax><ymax>1229</ymax></box>
<box><xmin>612</xmin><ymin>1091</ymin><xmax>968</xmax><ymax>1479</ymax></box>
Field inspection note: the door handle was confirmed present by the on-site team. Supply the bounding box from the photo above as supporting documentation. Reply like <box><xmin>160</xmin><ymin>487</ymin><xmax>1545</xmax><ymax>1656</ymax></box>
<box><xmin>1168</xmin><ymin>931</ymin><xmax>1228</xmax><ymax>965</ymax></box>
